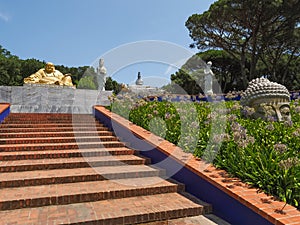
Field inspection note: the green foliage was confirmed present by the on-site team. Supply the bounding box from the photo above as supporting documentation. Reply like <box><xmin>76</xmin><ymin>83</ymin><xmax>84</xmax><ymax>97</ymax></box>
<box><xmin>77</xmin><ymin>76</ymin><xmax>97</xmax><ymax>90</ymax></box>
<box><xmin>169</xmin><ymin>50</ymin><xmax>243</xmax><ymax>93</ymax></box>
<box><xmin>186</xmin><ymin>0</ymin><xmax>300</xmax><ymax>89</ymax></box>
<box><xmin>105</xmin><ymin>77</ymin><xmax>122</xmax><ymax>94</ymax></box>
<box><xmin>0</xmin><ymin>46</ymin><xmax>22</xmax><ymax>85</ymax></box>
<box><xmin>77</xmin><ymin>67</ymin><xmax>98</xmax><ymax>90</ymax></box>
<box><xmin>169</xmin><ymin>69</ymin><xmax>202</xmax><ymax>95</ymax></box>
<box><xmin>109</xmin><ymin>95</ymin><xmax>300</xmax><ymax>209</ymax></box>
<box><xmin>20</xmin><ymin>59</ymin><xmax>45</xmax><ymax>79</ymax></box>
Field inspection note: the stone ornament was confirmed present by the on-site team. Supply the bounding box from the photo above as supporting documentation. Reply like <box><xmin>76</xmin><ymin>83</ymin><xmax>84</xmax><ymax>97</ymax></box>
<box><xmin>240</xmin><ymin>78</ymin><xmax>291</xmax><ymax>122</ymax></box>
<box><xmin>97</xmin><ymin>58</ymin><xmax>107</xmax><ymax>91</ymax></box>
<box><xmin>204</xmin><ymin>61</ymin><xmax>213</xmax><ymax>95</ymax></box>
<box><xmin>24</xmin><ymin>62</ymin><xmax>74</xmax><ymax>87</ymax></box>
<box><xmin>135</xmin><ymin>72</ymin><xmax>144</xmax><ymax>85</ymax></box>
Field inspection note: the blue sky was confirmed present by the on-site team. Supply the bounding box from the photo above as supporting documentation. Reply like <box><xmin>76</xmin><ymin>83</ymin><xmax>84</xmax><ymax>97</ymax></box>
<box><xmin>0</xmin><ymin>0</ymin><xmax>215</xmax><ymax>86</ymax></box>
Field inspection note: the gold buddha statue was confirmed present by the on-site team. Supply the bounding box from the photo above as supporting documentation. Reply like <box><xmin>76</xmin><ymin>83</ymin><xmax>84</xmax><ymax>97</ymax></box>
<box><xmin>24</xmin><ymin>62</ymin><xmax>74</xmax><ymax>86</ymax></box>
<box><xmin>240</xmin><ymin>78</ymin><xmax>291</xmax><ymax>122</ymax></box>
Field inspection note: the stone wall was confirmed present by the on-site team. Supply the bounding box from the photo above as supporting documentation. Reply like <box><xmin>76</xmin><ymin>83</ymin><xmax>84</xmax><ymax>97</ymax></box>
<box><xmin>0</xmin><ymin>85</ymin><xmax>112</xmax><ymax>114</ymax></box>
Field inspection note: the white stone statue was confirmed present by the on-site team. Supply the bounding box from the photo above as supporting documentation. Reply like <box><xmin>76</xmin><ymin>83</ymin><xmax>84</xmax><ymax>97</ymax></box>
<box><xmin>241</xmin><ymin>78</ymin><xmax>291</xmax><ymax>122</ymax></box>
<box><xmin>204</xmin><ymin>61</ymin><xmax>213</xmax><ymax>95</ymax></box>
<box><xmin>97</xmin><ymin>58</ymin><xmax>107</xmax><ymax>91</ymax></box>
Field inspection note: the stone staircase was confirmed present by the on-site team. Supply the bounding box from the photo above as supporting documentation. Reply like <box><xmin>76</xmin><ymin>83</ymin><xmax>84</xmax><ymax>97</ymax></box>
<box><xmin>0</xmin><ymin>113</ymin><xmax>225</xmax><ymax>225</ymax></box>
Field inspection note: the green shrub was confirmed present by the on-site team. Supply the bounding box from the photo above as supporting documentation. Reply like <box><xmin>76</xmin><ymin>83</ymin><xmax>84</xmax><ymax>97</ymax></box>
<box><xmin>108</xmin><ymin>95</ymin><xmax>300</xmax><ymax>209</ymax></box>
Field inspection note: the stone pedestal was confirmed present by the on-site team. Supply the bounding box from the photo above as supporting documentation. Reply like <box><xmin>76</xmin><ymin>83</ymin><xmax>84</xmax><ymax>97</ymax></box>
<box><xmin>0</xmin><ymin>85</ymin><xmax>112</xmax><ymax>114</ymax></box>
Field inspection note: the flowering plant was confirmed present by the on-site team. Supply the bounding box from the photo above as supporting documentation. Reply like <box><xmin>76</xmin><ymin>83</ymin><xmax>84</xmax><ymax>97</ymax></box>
<box><xmin>108</xmin><ymin>95</ymin><xmax>300</xmax><ymax>209</ymax></box>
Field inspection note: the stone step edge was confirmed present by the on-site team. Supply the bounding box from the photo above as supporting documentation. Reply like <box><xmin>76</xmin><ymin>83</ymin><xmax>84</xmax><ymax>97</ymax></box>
<box><xmin>0</xmin><ymin>136</ymin><xmax>119</xmax><ymax>144</ymax></box>
<box><xmin>0</xmin><ymin>178</ymin><xmax>181</xmax><ymax>211</ymax></box>
<box><xmin>0</xmin><ymin>127</ymin><xmax>110</xmax><ymax>133</ymax></box>
<box><xmin>0</xmin><ymin>155</ymin><xmax>149</xmax><ymax>172</ymax></box>
<box><xmin>0</xmin><ymin>166</ymin><xmax>165</xmax><ymax>188</ymax></box>
<box><xmin>0</xmin><ymin>131</ymin><xmax>114</xmax><ymax>138</ymax></box>
<box><xmin>0</xmin><ymin>148</ymin><xmax>136</xmax><ymax>160</ymax></box>
<box><xmin>0</xmin><ymin>141</ymin><xmax>126</xmax><ymax>151</ymax></box>
<box><xmin>0</xmin><ymin>123</ymin><xmax>105</xmax><ymax>127</ymax></box>
<box><xmin>137</xmin><ymin>214</ymin><xmax>231</xmax><ymax>225</ymax></box>
<box><xmin>0</xmin><ymin>192</ymin><xmax>204</xmax><ymax>225</ymax></box>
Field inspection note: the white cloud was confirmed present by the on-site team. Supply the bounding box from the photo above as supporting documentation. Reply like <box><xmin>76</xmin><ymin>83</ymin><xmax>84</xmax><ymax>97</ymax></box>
<box><xmin>0</xmin><ymin>12</ymin><xmax>10</xmax><ymax>22</ymax></box>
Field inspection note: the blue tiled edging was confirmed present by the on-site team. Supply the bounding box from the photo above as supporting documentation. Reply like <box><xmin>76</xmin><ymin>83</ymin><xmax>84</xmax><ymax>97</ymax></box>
<box><xmin>93</xmin><ymin>106</ymin><xmax>274</xmax><ymax>225</ymax></box>
<box><xmin>0</xmin><ymin>103</ymin><xmax>10</xmax><ymax>123</ymax></box>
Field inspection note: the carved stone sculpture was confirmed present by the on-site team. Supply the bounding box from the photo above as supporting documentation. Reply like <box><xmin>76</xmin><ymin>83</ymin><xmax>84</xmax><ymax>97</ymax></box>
<box><xmin>24</xmin><ymin>62</ymin><xmax>74</xmax><ymax>87</ymax></box>
<box><xmin>204</xmin><ymin>61</ymin><xmax>213</xmax><ymax>95</ymax></box>
<box><xmin>240</xmin><ymin>78</ymin><xmax>291</xmax><ymax>122</ymax></box>
<box><xmin>97</xmin><ymin>58</ymin><xmax>107</xmax><ymax>91</ymax></box>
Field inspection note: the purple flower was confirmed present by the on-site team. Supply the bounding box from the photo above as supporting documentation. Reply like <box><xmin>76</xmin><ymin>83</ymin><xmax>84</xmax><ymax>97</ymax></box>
<box><xmin>279</xmin><ymin>157</ymin><xmax>299</xmax><ymax>170</ymax></box>
<box><xmin>227</xmin><ymin>114</ymin><xmax>237</xmax><ymax>122</ymax></box>
<box><xmin>231</xmin><ymin>103</ymin><xmax>241</xmax><ymax>111</ymax></box>
<box><xmin>265</xmin><ymin>124</ymin><xmax>274</xmax><ymax>131</ymax></box>
<box><xmin>274</xmin><ymin>143</ymin><xmax>288</xmax><ymax>154</ymax></box>
<box><xmin>294</xmin><ymin>106</ymin><xmax>300</xmax><ymax>113</ymax></box>
<box><xmin>283</xmin><ymin>119</ymin><xmax>293</xmax><ymax>127</ymax></box>
<box><xmin>165</xmin><ymin>112</ymin><xmax>171</xmax><ymax>120</ymax></box>
<box><xmin>241</xmin><ymin>106</ymin><xmax>255</xmax><ymax>117</ymax></box>
<box><xmin>292</xmin><ymin>128</ymin><xmax>300</xmax><ymax>137</ymax></box>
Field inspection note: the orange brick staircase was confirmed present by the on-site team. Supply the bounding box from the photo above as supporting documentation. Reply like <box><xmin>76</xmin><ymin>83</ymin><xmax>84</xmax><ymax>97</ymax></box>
<box><xmin>0</xmin><ymin>113</ymin><xmax>222</xmax><ymax>225</ymax></box>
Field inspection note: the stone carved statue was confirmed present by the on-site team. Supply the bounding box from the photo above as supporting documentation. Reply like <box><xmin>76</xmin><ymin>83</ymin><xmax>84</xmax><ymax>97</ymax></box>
<box><xmin>24</xmin><ymin>62</ymin><xmax>74</xmax><ymax>87</ymax></box>
<box><xmin>204</xmin><ymin>61</ymin><xmax>213</xmax><ymax>95</ymax></box>
<box><xmin>240</xmin><ymin>78</ymin><xmax>291</xmax><ymax>122</ymax></box>
<box><xmin>97</xmin><ymin>58</ymin><xmax>107</xmax><ymax>91</ymax></box>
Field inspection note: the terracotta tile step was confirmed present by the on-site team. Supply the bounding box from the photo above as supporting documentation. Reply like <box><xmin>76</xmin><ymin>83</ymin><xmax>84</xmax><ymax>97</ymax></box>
<box><xmin>0</xmin><ymin>155</ymin><xmax>148</xmax><ymax>172</ymax></box>
<box><xmin>2</xmin><ymin>119</ymin><xmax>99</xmax><ymax>123</ymax></box>
<box><xmin>0</xmin><ymin>123</ymin><xmax>105</xmax><ymax>128</ymax></box>
<box><xmin>6</xmin><ymin>113</ymin><xmax>93</xmax><ymax>119</ymax></box>
<box><xmin>0</xmin><ymin>177</ymin><xmax>180</xmax><ymax>210</ymax></box>
<box><xmin>4</xmin><ymin>115</ymin><xmax>96</xmax><ymax>119</ymax></box>
<box><xmin>0</xmin><ymin>147</ymin><xmax>135</xmax><ymax>160</ymax></box>
<box><xmin>5</xmin><ymin>113</ymin><xmax>94</xmax><ymax>119</ymax></box>
<box><xmin>0</xmin><ymin>165</ymin><xmax>164</xmax><ymax>188</ymax></box>
<box><xmin>138</xmin><ymin>215</ymin><xmax>230</xmax><ymax>225</ymax></box>
<box><xmin>0</xmin><ymin>192</ymin><xmax>203</xmax><ymax>225</ymax></box>
<box><xmin>0</xmin><ymin>126</ymin><xmax>110</xmax><ymax>133</ymax></box>
<box><xmin>0</xmin><ymin>141</ymin><xmax>125</xmax><ymax>152</ymax></box>
<box><xmin>0</xmin><ymin>136</ymin><xmax>119</xmax><ymax>144</ymax></box>
<box><xmin>0</xmin><ymin>130</ymin><xmax>114</xmax><ymax>138</ymax></box>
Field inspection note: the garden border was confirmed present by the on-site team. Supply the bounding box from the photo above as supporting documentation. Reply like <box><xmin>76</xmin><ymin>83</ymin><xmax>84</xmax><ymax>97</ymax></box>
<box><xmin>94</xmin><ymin>105</ymin><xmax>300</xmax><ymax>225</ymax></box>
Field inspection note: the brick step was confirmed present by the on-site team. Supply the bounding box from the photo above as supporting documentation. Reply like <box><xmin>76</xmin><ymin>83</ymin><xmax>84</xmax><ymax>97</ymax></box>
<box><xmin>0</xmin><ymin>130</ymin><xmax>114</xmax><ymax>138</ymax></box>
<box><xmin>0</xmin><ymin>123</ymin><xmax>105</xmax><ymax>128</ymax></box>
<box><xmin>0</xmin><ymin>136</ymin><xmax>118</xmax><ymax>144</ymax></box>
<box><xmin>0</xmin><ymin>126</ymin><xmax>110</xmax><ymax>133</ymax></box>
<box><xmin>0</xmin><ymin>141</ymin><xmax>125</xmax><ymax>151</ymax></box>
<box><xmin>0</xmin><ymin>165</ymin><xmax>164</xmax><ymax>188</ymax></box>
<box><xmin>0</xmin><ymin>192</ymin><xmax>203</xmax><ymax>225</ymax></box>
<box><xmin>0</xmin><ymin>155</ymin><xmax>148</xmax><ymax>172</ymax></box>
<box><xmin>5</xmin><ymin>113</ymin><xmax>95</xmax><ymax>121</ymax></box>
<box><xmin>0</xmin><ymin>177</ymin><xmax>180</xmax><ymax>211</ymax></box>
<box><xmin>138</xmin><ymin>215</ymin><xmax>230</xmax><ymax>225</ymax></box>
<box><xmin>2</xmin><ymin>118</ymin><xmax>98</xmax><ymax>123</ymax></box>
<box><xmin>0</xmin><ymin>147</ymin><xmax>135</xmax><ymax>160</ymax></box>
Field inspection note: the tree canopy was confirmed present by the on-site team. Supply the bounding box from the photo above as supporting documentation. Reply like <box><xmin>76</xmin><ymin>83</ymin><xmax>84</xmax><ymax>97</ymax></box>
<box><xmin>186</xmin><ymin>0</ymin><xmax>300</xmax><ymax>90</ymax></box>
